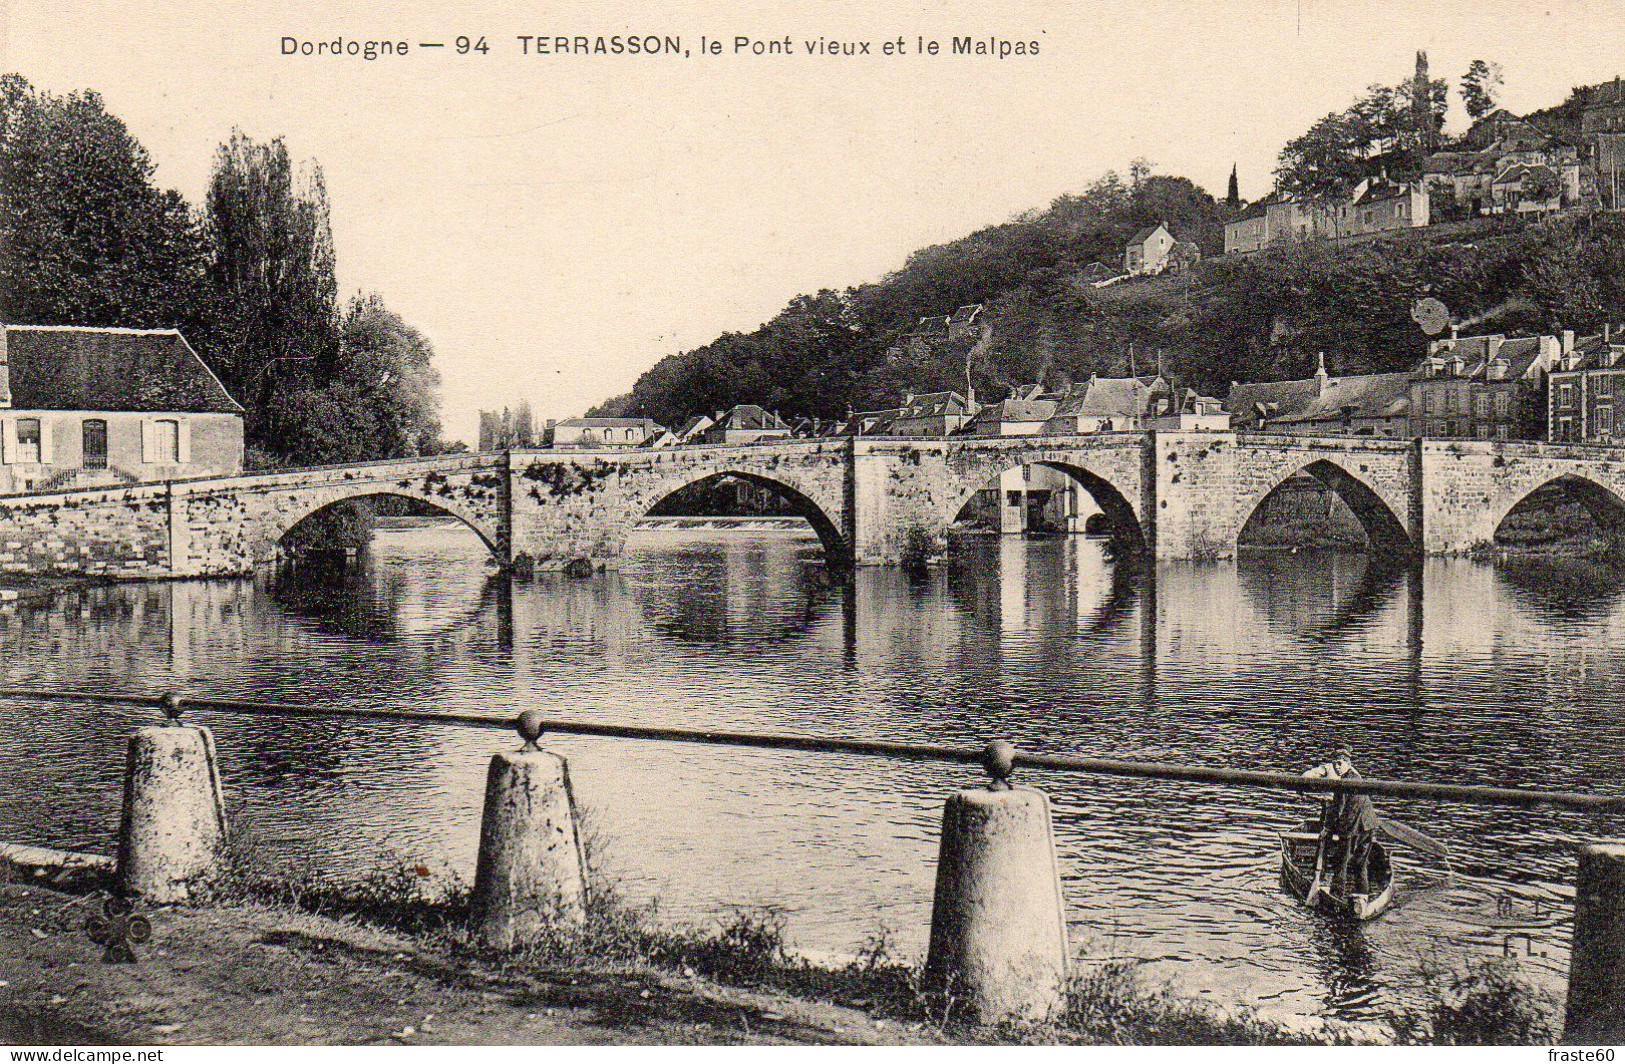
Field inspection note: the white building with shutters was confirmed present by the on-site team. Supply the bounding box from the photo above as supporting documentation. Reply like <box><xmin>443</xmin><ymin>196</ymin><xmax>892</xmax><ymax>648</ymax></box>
<box><xmin>0</xmin><ymin>324</ymin><xmax>245</xmax><ymax>494</ymax></box>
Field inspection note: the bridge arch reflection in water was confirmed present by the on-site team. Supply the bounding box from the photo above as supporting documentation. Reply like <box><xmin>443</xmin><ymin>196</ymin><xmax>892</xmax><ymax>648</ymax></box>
<box><xmin>11</xmin><ymin>523</ymin><xmax>1625</xmax><ymax>1023</ymax></box>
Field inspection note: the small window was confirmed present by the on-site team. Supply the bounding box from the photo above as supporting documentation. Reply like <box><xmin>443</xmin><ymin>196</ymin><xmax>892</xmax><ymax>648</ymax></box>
<box><xmin>1006</xmin><ymin>490</ymin><xmax>1022</xmax><ymax>507</ymax></box>
<box><xmin>1474</xmin><ymin>395</ymin><xmax>1490</xmax><ymax>419</ymax></box>
<box><xmin>17</xmin><ymin>419</ymin><xmax>41</xmax><ymax>464</ymax></box>
<box><xmin>1494</xmin><ymin>393</ymin><xmax>1510</xmax><ymax>417</ymax></box>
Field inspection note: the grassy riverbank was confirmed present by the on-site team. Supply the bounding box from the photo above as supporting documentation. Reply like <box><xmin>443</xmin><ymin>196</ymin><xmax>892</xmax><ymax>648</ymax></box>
<box><xmin>0</xmin><ymin>848</ymin><xmax>1560</xmax><ymax>1047</ymax></box>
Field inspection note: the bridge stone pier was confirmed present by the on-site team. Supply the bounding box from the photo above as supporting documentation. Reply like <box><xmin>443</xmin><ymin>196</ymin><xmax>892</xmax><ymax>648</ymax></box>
<box><xmin>2</xmin><ymin>431</ymin><xmax>1625</xmax><ymax>580</ymax></box>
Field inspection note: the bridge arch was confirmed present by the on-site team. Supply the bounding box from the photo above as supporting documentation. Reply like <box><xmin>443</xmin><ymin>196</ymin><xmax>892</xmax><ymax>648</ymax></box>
<box><xmin>1489</xmin><ymin>473</ymin><xmax>1625</xmax><ymax>552</ymax></box>
<box><xmin>1236</xmin><ymin>458</ymin><xmax>1413</xmax><ymax>554</ymax></box>
<box><xmin>248</xmin><ymin>485</ymin><xmax>505</xmax><ymax>564</ymax></box>
<box><xmin>627</xmin><ymin>467</ymin><xmax>852</xmax><ymax>566</ymax></box>
<box><xmin>943</xmin><ymin>458</ymin><xmax>1148</xmax><ymax>552</ymax></box>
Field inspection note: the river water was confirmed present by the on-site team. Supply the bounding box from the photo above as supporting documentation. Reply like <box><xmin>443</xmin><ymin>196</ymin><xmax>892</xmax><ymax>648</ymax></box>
<box><xmin>3</xmin><ymin>518</ymin><xmax>1622</xmax><ymax>1025</ymax></box>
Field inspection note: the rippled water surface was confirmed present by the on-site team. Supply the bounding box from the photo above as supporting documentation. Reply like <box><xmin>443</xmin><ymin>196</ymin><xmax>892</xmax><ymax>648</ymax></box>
<box><xmin>4</xmin><ymin>519</ymin><xmax>1624</xmax><ymax>1024</ymax></box>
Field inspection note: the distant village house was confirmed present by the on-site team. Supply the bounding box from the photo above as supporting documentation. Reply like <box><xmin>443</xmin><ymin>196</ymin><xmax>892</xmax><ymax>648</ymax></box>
<box><xmin>550</xmin><ymin>417</ymin><xmax>665</xmax><ymax>448</ymax></box>
<box><xmin>698</xmin><ymin>405</ymin><xmax>792</xmax><ymax>445</ymax></box>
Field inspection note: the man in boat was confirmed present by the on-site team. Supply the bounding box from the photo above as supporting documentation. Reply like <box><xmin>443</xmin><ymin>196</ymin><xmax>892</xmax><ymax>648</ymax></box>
<box><xmin>1303</xmin><ymin>749</ymin><xmax>1381</xmax><ymax>895</ymax></box>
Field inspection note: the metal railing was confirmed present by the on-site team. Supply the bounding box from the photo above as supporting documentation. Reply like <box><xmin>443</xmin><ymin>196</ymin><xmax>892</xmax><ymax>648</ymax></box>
<box><xmin>2</xmin><ymin>686</ymin><xmax>1621</xmax><ymax>812</ymax></box>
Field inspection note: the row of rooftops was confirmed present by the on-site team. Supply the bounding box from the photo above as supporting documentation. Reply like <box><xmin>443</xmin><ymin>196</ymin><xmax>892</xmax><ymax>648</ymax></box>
<box><xmin>1226</xmin><ymin>329</ymin><xmax>1625</xmax><ymax>428</ymax></box>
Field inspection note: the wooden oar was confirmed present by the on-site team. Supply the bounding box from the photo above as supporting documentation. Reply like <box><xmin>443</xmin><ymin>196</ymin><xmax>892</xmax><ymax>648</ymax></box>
<box><xmin>1304</xmin><ymin>812</ymin><xmax>1330</xmax><ymax>907</ymax></box>
<box><xmin>1379</xmin><ymin>817</ymin><xmax>1450</xmax><ymax>862</ymax></box>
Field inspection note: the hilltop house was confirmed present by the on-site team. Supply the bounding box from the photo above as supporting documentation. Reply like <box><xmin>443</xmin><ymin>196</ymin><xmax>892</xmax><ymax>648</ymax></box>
<box><xmin>1411</xmin><ymin>331</ymin><xmax>1557</xmax><ymax>440</ymax></box>
<box><xmin>1344</xmin><ymin>179</ymin><xmax>1429</xmax><ymax>235</ymax></box>
<box><xmin>1043</xmin><ymin>375</ymin><xmax>1171</xmax><ymax>434</ymax></box>
<box><xmin>551</xmin><ymin>417</ymin><xmax>664</xmax><ymax>448</ymax></box>
<box><xmin>1422</xmin><ymin>110</ymin><xmax>1583</xmax><ymax>216</ymax></box>
<box><xmin>1124</xmin><ymin>224</ymin><xmax>1177</xmax><ymax>275</ymax></box>
<box><xmin>1224</xmin><ymin>200</ymin><xmax>1271</xmax><ymax>254</ymax></box>
<box><xmin>0</xmin><ymin>324</ymin><xmax>243</xmax><ymax>494</ymax></box>
<box><xmin>1584</xmin><ymin>77</ymin><xmax>1625</xmax><ymax>209</ymax></box>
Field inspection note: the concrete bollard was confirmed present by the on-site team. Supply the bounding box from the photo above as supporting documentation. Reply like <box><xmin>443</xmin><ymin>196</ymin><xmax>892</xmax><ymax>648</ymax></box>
<box><xmin>925</xmin><ymin>741</ymin><xmax>1070</xmax><ymax>1025</ymax></box>
<box><xmin>1564</xmin><ymin>842</ymin><xmax>1625</xmax><ymax>1043</ymax></box>
<box><xmin>470</xmin><ymin>710</ymin><xmax>588</xmax><ymax>948</ymax></box>
<box><xmin>116</xmin><ymin>695</ymin><xmax>228</xmax><ymax>903</ymax></box>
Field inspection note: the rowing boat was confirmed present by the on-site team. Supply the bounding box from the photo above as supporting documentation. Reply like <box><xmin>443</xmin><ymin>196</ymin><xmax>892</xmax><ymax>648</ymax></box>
<box><xmin>1280</xmin><ymin>818</ymin><xmax>1395</xmax><ymax>920</ymax></box>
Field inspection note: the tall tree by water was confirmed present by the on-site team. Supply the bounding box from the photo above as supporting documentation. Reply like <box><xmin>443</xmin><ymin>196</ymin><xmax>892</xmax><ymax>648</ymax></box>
<box><xmin>205</xmin><ymin>132</ymin><xmax>346</xmax><ymax>461</ymax></box>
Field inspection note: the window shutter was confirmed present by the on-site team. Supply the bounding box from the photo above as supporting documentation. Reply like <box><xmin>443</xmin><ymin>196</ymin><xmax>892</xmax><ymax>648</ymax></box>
<box><xmin>0</xmin><ymin>420</ymin><xmax>12</xmax><ymax>465</ymax></box>
<box><xmin>177</xmin><ymin>420</ymin><xmax>191</xmax><ymax>464</ymax></box>
<box><xmin>38</xmin><ymin>421</ymin><xmax>52</xmax><ymax>464</ymax></box>
<box><xmin>141</xmin><ymin>420</ymin><xmax>155</xmax><ymax>464</ymax></box>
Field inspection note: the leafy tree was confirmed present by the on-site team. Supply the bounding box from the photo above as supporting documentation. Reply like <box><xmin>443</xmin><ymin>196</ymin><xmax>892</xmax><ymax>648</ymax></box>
<box><xmin>1227</xmin><ymin>165</ymin><xmax>1240</xmax><ymax>208</ymax></box>
<box><xmin>0</xmin><ymin>75</ymin><xmax>213</xmax><ymax>330</ymax></box>
<box><xmin>1275</xmin><ymin>112</ymin><xmax>1369</xmax><ymax>201</ymax></box>
<box><xmin>205</xmin><ymin>131</ymin><xmax>342</xmax><ymax>455</ymax></box>
<box><xmin>1460</xmin><ymin>60</ymin><xmax>1504</xmax><ymax>122</ymax></box>
<box><xmin>1521</xmin><ymin>166</ymin><xmax>1562</xmax><ymax>208</ymax></box>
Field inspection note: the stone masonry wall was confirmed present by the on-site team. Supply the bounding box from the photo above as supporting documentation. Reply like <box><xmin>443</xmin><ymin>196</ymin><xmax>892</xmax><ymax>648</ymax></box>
<box><xmin>852</xmin><ymin>435</ymin><xmax>1150</xmax><ymax>565</ymax></box>
<box><xmin>505</xmin><ymin>442</ymin><xmax>851</xmax><ymax>567</ymax></box>
<box><xmin>0</xmin><ymin>483</ymin><xmax>171</xmax><ymax>578</ymax></box>
<box><xmin>1422</xmin><ymin>441</ymin><xmax>1625</xmax><ymax>553</ymax></box>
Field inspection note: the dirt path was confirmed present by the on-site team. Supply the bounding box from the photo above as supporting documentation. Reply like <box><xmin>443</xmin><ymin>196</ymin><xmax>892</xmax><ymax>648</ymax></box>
<box><xmin>0</xmin><ymin>884</ymin><xmax>938</xmax><ymax>1046</ymax></box>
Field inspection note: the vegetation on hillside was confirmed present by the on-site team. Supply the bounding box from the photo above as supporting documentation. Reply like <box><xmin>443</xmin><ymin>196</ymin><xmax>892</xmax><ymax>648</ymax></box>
<box><xmin>594</xmin><ymin>54</ymin><xmax>1625</xmax><ymax>428</ymax></box>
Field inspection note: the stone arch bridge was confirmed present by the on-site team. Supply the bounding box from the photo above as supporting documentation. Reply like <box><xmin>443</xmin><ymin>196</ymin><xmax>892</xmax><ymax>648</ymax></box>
<box><xmin>1</xmin><ymin>433</ymin><xmax>1624</xmax><ymax>579</ymax></box>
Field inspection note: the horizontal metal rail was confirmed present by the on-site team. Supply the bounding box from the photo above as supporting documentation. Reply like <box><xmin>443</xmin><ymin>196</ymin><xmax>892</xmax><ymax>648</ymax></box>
<box><xmin>3</xmin><ymin>686</ymin><xmax>1622</xmax><ymax>812</ymax></box>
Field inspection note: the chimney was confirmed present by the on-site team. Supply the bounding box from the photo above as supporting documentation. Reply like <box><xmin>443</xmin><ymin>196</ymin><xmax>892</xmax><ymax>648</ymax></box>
<box><xmin>1315</xmin><ymin>352</ymin><xmax>1329</xmax><ymax>394</ymax></box>
<box><xmin>1563</xmin><ymin>330</ymin><xmax>1575</xmax><ymax>354</ymax></box>
<box><xmin>0</xmin><ymin>323</ymin><xmax>10</xmax><ymax>409</ymax></box>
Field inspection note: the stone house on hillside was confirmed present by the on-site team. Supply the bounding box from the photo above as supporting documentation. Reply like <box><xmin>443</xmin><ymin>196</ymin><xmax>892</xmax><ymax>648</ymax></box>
<box><xmin>1584</xmin><ymin>77</ymin><xmax>1625</xmax><ymax>208</ymax></box>
<box><xmin>1124</xmin><ymin>224</ymin><xmax>1176</xmax><ymax>275</ymax></box>
<box><xmin>0</xmin><ymin>324</ymin><xmax>243</xmax><ymax>494</ymax></box>
<box><xmin>1223</xmin><ymin>200</ymin><xmax>1270</xmax><ymax>254</ymax></box>
<box><xmin>1422</xmin><ymin>110</ymin><xmax>1583</xmax><ymax>215</ymax></box>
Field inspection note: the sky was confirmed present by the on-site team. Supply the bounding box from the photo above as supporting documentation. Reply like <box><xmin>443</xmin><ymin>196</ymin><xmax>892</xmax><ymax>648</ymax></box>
<box><xmin>5</xmin><ymin>0</ymin><xmax>1625</xmax><ymax>443</ymax></box>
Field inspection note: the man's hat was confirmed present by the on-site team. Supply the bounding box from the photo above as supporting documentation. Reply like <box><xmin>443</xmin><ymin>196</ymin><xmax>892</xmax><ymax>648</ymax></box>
<box><xmin>1334</xmin><ymin>747</ymin><xmax>1353</xmax><ymax>761</ymax></box>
